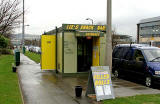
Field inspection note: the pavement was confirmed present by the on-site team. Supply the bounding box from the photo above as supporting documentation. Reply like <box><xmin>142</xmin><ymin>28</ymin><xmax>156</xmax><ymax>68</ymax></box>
<box><xmin>18</xmin><ymin>54</ymin><xmax>93</xmax><ymax>104</ymax></box>
<box><xmin>17</xmin><ymin>54</ymin><xmax>160</xmax><ymax>104</ymax></box>
<box><xmin>113</xmin><ymin>78</ymin><xmax>160</xmax><ymax>97</ymax></box>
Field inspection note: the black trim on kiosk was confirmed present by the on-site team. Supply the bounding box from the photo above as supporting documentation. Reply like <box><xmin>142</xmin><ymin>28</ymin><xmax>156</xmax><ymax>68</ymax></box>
<box><xmin>62</xmin><ymin>30</ymin><xmax>64</xmax><ymax>75</ymax></box>
<box><xmin>55</xmin><ymin>26</ymin><xmax>58</xmax><ymax>73</ymax></box>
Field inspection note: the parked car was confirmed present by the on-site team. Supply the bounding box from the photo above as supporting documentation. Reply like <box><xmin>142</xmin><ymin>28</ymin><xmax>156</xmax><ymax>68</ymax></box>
<box><xmin>25</xmin><ymin>46</ymin><xmax>29</xmax><ymax>51</ymax></box>
<box><xmin>112</xmin><ymin>44</ymin><xmax>160</xmax><ymax>87</ymax></box>
<box><xmin>32</xmin><ymin>47</ymin><xmax>37</xmax><ymax>53</ymax></box>
<box><xmin>28</xmin><ymin>46</ymin><xmax>34</xmax><ymax>52</ymax></box>
<box><xmin>35</xmin><ymin>47</ymin><xmax>41</xmax><ymax>54</ymax></box>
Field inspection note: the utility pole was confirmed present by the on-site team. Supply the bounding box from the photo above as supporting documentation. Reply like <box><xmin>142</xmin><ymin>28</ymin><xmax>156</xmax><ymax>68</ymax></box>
<box><xmin>105</xmin><ymin>0</ymin><xmax>112</xmax><ymax>71</ymax></box>
<box><xmin>22</xmin><ymin>0</ymin><xmax>25</xmax><ymax>54</ymax></box>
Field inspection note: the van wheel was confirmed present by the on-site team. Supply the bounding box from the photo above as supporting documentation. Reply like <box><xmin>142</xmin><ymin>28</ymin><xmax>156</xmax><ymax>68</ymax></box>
<box><xmin>114</xmin><ymin>70</ymin><xmax>119</xmax><ymax>78</ymax></box>
<box><xmin>145</xmin><ymin>76</ymin><xmax>152</xmax><ymax>87</ymax></box>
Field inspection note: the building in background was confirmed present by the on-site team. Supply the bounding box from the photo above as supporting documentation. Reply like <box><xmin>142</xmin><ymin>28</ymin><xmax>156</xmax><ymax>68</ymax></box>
<box><xmin>11</xmin><ymin>34</ymin><xmax>41</xmax><ymax>46</ymax></box>
<box><xmin>112</xmin><ymin>34</ymin><xmax>132</xmax><ymax>47</ymax></box>
<box><xmin>137</xmin><ymin>16</ymin><xmax>160</xmax><ymax>47</ymax></box>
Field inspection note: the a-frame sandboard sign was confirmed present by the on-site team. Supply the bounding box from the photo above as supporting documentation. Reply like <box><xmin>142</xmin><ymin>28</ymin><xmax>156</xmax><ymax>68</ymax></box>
<box><xmin>86</xmin><ymin>66</ymin><xmax>115</xmax><ymax>101</ymax></box>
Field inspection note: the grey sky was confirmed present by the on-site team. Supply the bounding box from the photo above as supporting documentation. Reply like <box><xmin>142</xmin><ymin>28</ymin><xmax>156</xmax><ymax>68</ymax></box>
<box><xmin>17</xmin><ymin>0</ymin><xmax>160</xmax><ymax>39</ymax></box>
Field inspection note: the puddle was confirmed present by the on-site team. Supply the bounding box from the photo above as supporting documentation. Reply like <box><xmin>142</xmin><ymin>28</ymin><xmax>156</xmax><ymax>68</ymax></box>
<box><xmin>113</xmin><ymin>85</ymin><xmax>120</xmax><ymax>88</ymax></box>
<box><xmin>131</xmin><ymin>87</ymin><xmax>148</xmax><ymax>90</ymax></box>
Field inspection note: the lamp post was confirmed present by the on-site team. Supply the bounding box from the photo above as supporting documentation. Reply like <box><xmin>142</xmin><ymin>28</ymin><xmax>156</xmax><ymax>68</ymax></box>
<box><xmin>105</xmin><ymin>0</ymin><xmax>112</xmax><ymax>71</ymax></box>
<box><xmin>22</xmin><ymin>0</ymin><xmax>29</xmax><ymax>54</ymax></box>
<box><xmin>86</xmin><ymin>18</ymin><xmax>93</xmax><ymax>25</ymax></box>
<box><xmin>22</xmin><ymin>0</ymin><xmax>25</xmax><ymax>54</ymax></box>
<box><xmin>22</xmin><ymin>24</ymin><xmax>29</xmax><ymax>53</ymax></box>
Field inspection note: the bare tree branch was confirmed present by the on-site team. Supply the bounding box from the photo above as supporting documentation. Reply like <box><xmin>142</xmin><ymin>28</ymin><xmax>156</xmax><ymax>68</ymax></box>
<box><xmin>0</xmin><ymin>0</ymin><xmax>22</xmax><ymax>37</ymax></box>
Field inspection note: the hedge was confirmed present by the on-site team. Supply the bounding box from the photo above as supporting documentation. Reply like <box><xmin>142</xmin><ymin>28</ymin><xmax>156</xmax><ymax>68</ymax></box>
<box><xmin>0</xmin><ymin>48</ymin><xmax>11</xmax><ymax>55</ymax></box>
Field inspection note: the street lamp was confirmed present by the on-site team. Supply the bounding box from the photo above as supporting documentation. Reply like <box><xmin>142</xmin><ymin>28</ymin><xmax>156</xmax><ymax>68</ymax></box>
<box><xmin>22</xmin><ymin>24</ymin><xmax>29</xmax><ymax>53</ymax></box>
<box><xmin>153</xmin><ymin>29</ymin><xmax>158</xmax><ymax>33</ymax></box>
<box><xmin>22</xmin><ymin>0</ymin><xmax>30</xmax><ymax>54</ymax></box>
<box><xmin>22</xmin><ymin>0</ymin><xmax>25</xmax><ymax>54</ymax></box>
<box><xmin>86</xmin><ymin>18</ymin><xmax>93</xmax><ymax>25</ymax></box>
<box><xmin>23</xmin><ymin>24</ymin><xmax>30</xmax><ymax>37</ymax></box>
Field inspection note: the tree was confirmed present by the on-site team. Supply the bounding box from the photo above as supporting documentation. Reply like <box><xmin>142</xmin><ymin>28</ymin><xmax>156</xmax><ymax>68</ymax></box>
<box><xmin>0</xmin><ymin>35</ymin><xmax>9</xmax><ymax>48</ymax></box>
<box><xmin>0</xmin><ymin>0</ymin><xmax>22</xmax><ymax>37</ymax></box>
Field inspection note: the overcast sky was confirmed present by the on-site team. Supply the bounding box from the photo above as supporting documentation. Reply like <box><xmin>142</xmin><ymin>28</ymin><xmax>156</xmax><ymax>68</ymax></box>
<box><xmin>16</xmin><ymin>0</ymin><xmax>160</xmax><ymax>39</ymax></box>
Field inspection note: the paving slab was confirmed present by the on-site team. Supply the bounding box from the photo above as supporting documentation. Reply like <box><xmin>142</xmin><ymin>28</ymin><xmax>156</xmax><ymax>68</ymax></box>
<box><xmin>113</xmin><ymin>78</ymin><xmax>160</xmax><ymax>97</ymax></box>
<box><xmin>18</xmin><ymin>53</ymin><xmax>160</xmax><ymax>104</ymax></box>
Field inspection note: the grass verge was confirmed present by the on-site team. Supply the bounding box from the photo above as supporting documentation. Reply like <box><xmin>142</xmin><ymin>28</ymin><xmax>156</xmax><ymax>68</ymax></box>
<box><xmin>25</xmin><ymin>51</ymin><xmax>40</xmax><ymax>63</ymax></box>
<box><xmin>0</xmin><ymin>55</ymin><xmax>22</xmax><ymax>104</ymax></box>
<box><xmin>103</xmin><ymin>94</ymin><xmax>160</xmax><ymax>104</ymax></box>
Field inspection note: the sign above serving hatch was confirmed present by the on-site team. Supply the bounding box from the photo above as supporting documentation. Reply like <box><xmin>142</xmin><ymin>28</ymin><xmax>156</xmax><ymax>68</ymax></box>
<box><xmin>76</xmin><ymin>32</ymin><xmax>104</xmax><ymax>37</ymax></box>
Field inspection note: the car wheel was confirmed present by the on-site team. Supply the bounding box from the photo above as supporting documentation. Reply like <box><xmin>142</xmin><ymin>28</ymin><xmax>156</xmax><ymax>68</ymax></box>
<box><xmin>145</xmin><ymin>76</ymin><xmax>152</xmax><ymax>87</ymax></box>
<box><xmin>114</xmin><ymin>70</ymin><xmax>119</xmax><ymax>78</ymax></box>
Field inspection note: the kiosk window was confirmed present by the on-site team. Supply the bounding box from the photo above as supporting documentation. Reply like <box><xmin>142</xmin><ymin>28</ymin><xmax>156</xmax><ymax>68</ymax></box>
<box><xmin>114</xmin><ymin>47</ymin><xmax>129</xmax><ymax>59</ymax></box>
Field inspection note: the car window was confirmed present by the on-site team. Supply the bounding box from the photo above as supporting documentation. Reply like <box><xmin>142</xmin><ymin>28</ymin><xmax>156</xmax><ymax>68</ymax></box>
<box><xmin>133</xmin><ymin>50</ymin><xmax>144</xmax><ymax>62</ymax></box>
<box><xmin>113</xmin><ymin>47</ymin><xmax>129</xmax><ymax>59</ymax></box>
<box><xmin>113</xmin><ymin>47</ymin><xmax>123</xmax><ymax>58</ymax></box>
<box><xmin>143</xmin><ymin>49</ymin><xmax>160</xmax><ymax>62</ymax></box>
<box><xmin>112</xmin><ymin>47</ymin><xmax>118</xmax><ymax>58</ymax></box>
<box><xmin>125</xmin><ymin>48</ymin><xmax>133</xmax><ymax>60</ymax></box>
<box><xmin>122</xmin><ymin>47</ymin><xmax>130</xmax><ymax>59</ymax></box>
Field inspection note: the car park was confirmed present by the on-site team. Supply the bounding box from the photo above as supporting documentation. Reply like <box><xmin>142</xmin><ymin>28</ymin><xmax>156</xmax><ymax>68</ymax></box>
<box><xmin>28</xmin><ymin>46</ymin><xmax>34</xmax><ymax>52</ymax></box>
<box><xmin>28</xmin><ymin>46</ymin><xmax>41</xmax><ymax>54</ymax></box>
<box><xmin>112</xmin><ymin>44</ymin><xmax>160</xmax><ymax>87</ymax></box>
<box><xmin>35</xmin><ymin>47</ymin><xmax>41</xmax><ymax>54</ymax></box>
<box><xmin>25</xmin><ymin>46</ymin><xmax>29</xmax><ymax>51</ymax></box>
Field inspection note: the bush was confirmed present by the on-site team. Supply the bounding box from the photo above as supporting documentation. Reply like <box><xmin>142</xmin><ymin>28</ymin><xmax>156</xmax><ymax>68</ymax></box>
<box><xmin>0</xmin><ymin>35</ymin><xmax>9</xmax><ymax>48</ymax></box>
<box><xmin>0</xmin><ymin>48</ymin><xmax>11</xmax><ymax>55</ymax></box>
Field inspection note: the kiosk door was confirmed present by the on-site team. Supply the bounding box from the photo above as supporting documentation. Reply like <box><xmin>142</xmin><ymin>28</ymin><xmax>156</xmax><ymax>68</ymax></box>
<box><xmin>77</xmin><ymin>37</ymin><xmax>93</xmax><ymax>72</ymax></box>
<box><xmin>41</xmin><ymin>35</ymin><xmax>56</xmax><ymax>70</ymax></box>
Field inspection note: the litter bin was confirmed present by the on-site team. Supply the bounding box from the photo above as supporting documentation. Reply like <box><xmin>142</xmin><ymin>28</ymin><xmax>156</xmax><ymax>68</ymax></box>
<box><xmin>22</xmin><ymin>46</ymin><xmax>25</xmax><ymax>54</ymax></box>
<box><xmin>14</xmin><ymin>49</ymin><xmax>20</xmax><ymax>66</ymax></box>
<box><xmin>12</xmin><ymin>63</ymin><xmax>16</xmax><ymax>72</ymax></box>
<box><xmin>75</xmin><ymin>86</ymin><xmax>82</xmax><ymax>97</ymax></box>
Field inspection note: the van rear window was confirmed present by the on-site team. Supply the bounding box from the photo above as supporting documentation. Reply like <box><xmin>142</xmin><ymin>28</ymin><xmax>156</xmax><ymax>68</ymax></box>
<box><xmin>113</xmin><ymin>47</ymin><xmax>130</xmax><ymax>59</ymax></box>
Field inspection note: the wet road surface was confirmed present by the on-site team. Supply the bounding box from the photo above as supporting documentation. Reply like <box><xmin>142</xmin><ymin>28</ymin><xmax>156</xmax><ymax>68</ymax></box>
<box><xmin>18</xmin><ymin>54</ymin><xmax>160</xmax><ymax>104</ymax></box>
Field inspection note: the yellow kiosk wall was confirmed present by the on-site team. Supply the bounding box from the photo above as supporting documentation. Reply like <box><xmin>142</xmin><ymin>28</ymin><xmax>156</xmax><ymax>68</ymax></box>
<box><xmin>92</xmin><ymin>37</ymin><xmax>100</xmax><ymax>66</ymax></box>
<box><xmin>41</xmin><ymin>35</ymin><xmax>56</xmax><ymax>70</ymax></box>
